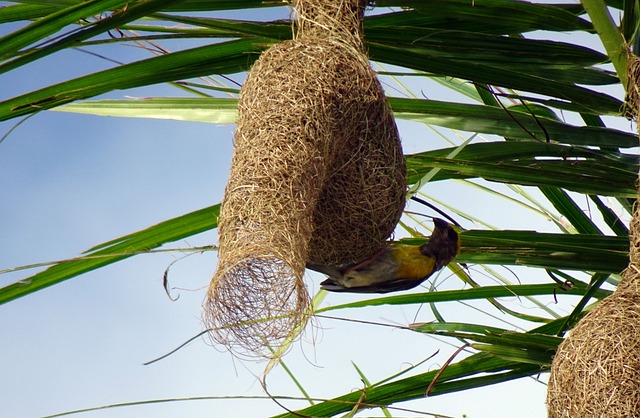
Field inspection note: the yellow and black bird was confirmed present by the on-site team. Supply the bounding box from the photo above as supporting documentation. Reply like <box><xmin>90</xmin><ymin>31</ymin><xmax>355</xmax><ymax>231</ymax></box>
<box><xmin>308</xmin><ymin>218</ymin><xmax>460</xmax><ymax>293</ymax></box>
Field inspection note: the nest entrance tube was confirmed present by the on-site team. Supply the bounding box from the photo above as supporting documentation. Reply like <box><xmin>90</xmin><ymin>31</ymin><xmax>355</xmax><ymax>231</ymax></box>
<box><xmin>206</xmin><ymin>257</ymin><xmax>309</xmax><ymax>356</ymax></box>
<box><xmin>205</xmin><ymin>0</ymin><xmax>405</xmax><ymax>359</ymax></box>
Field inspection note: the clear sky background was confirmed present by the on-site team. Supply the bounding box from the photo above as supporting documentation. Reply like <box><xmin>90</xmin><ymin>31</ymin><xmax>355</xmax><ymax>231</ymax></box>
<box><xmin>0</xmin><ymin>2</ymin><xmax>631</xmax><ymax>418</ymax></box>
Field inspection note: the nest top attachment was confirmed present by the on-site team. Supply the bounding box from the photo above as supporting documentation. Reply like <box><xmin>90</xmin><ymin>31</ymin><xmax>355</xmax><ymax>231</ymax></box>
<box><xmin>294</xmin><ymin>0</ymin><xmax>367</xmax><ymax>46</ymax></box>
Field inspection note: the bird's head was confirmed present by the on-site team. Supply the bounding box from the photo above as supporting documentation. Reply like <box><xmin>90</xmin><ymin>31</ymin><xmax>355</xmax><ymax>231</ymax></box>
<box><xmin>419</xmin><ymin>218</ymin><xmax>460</xmax><ymax>269</ymax></box>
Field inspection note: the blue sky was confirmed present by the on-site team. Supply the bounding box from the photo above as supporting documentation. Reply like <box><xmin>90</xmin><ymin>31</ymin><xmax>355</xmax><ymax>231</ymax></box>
<box><xmin>0</xmin><ymin>3</ymin><xmax>631</xmax><ymax>418</ymax></box>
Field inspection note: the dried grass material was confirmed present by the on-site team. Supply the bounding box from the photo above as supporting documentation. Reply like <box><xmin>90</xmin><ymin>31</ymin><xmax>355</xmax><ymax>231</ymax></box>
<box><xmin>295</xmin><ymin>0</ymin><xmax>366</xmax><ymax>48</ymax></box>
<box><xmin>205</xmin><ymin>0</ymin><xmax>405</xmax><ymax>358</ymax></box>
<box><xmin>547</xmin><ymin>283</ymin><xmax>640</xmax><ymax>417</ymax></box>
<box><xmin>547</xmin><ymin>207</ymin><xmax>640</xmax><ymax>417</ymax></box>
<box><xmin>625</xmin><ymin>53</ymin><xmax>640</xmax><ymax>119</ymax></box>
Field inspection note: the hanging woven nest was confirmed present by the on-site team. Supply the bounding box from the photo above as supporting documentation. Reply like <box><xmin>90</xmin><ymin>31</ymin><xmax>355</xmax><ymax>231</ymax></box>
<box><xmin>547</xmin><ymin>49</ymin><xmax>640</xmax><ymax>417</ymax></box>
<box><xmin>204</xmin><ymin>0</ymin><xmax>405</xmax><ymax>358</ymax></box>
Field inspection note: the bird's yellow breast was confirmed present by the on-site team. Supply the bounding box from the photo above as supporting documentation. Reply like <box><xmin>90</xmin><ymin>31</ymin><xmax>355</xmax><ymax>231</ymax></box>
<box><xmin>391</xmin><ymin>245</ymin><xmax>437</xmax><ymax>279</ymax></box>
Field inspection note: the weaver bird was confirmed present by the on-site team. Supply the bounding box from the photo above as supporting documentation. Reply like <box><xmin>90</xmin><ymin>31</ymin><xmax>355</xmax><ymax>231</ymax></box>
<box><xmin>308</xmin><ymin>218</ymin><xmax>460</xmax><ymax>293</ymax></box>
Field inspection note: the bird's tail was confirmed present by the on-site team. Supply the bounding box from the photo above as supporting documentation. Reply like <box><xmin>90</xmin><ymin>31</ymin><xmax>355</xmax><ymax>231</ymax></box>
<box><xmin>306</xmin><ymin>263</ymin><xmax>343</xmax><ymax>279</ymax></box>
